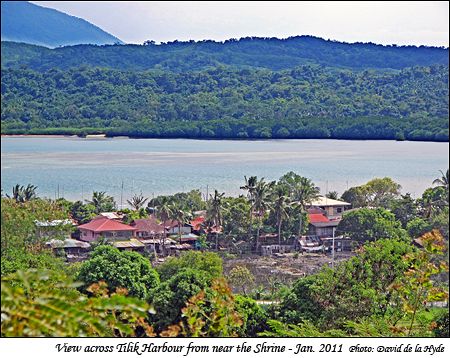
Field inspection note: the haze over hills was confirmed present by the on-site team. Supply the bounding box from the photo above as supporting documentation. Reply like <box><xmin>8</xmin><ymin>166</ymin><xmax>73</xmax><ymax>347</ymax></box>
<box><xmin>1</xmin><ymin>1</ymin><xmax>123</xmax><ymax>48</ymax></box>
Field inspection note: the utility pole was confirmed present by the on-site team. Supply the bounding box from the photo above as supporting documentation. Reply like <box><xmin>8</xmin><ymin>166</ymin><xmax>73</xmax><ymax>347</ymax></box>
<box><xmin>332</xmin><ymin>226</ymin><xmax>335</xmax><ymax>269</ymax></box>
<box><xmin>120</xmin><ymin>180</ymin><xmax>124</xmax><ymax>210</ymax></box>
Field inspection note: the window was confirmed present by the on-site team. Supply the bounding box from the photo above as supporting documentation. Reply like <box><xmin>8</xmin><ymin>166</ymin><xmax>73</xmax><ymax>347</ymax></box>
<box><xmin>337</xmin><ymin>207</ymin><xmax>342</xmax><ymax>213</ymax></box>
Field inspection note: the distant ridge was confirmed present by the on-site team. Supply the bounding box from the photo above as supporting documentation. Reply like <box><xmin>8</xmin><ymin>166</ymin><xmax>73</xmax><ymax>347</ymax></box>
<box><xmin>1</xmin><ymin>1</ymin><xmax>123</xmax><ymax>48</ymax></box>
<box><xmin>1</xmin><ymin>35</ymin><xmax>448</xmax><ymax>72</ymax></box>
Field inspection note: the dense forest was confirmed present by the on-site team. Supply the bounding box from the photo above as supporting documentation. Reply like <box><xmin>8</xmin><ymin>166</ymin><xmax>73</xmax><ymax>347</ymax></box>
<box><xmin>1</xmin><ymin>64</ymin><xmax>448</xmax><ymax>141</ymax></box>
<box><xmin>1</xmin><ymin>37</ymin><xmax>448</xmax><ymax>72</ymax></box>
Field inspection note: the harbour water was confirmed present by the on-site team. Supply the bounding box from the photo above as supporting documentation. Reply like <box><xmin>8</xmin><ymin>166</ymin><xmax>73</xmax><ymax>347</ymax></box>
<box><xmin>1</xmin><ymin>136</ymin><xmax>448</xmax><ymax>203</ymax></box>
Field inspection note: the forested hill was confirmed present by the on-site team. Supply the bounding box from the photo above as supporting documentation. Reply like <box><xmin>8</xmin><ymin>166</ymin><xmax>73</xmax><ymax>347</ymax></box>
<box><xmin>1</xmin><ymin>2</ymin><xmax>123</xmax><ymax>48</ymax></box>
<box><xmin>2</xmin><ymin>64</ymin><xmax>448</xmax><ymax>141</ymax></box>
<box><xmin>1</xmin><ymin>35</ymin><xmax>448</xmax><ymax>72</ymax></box>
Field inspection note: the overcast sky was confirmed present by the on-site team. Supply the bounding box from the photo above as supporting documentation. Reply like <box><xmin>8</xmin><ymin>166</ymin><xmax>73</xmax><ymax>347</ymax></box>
<box><xmin>32</xmin><ymin>1</ymin><xmax>449</xmax><ymax>46</ymax></box>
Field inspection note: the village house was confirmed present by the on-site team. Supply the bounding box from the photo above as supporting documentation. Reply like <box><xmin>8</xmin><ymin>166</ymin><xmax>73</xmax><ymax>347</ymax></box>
<box><xmin>166</xmin><ymin>219</ymin><xmax>192</xmax><ymax>235</ymax></box>
<box><xmin>306</xmin><ymin>196</ymin><xmax>351</xmax><ymax>238</ymax></box>
<box><xmin>78</xmin><ymin>216</ymin><xmax>136</xmax><ymax>242</ymax></box>
<box><xmin>131</xmin><ymin>216</ymin><xmax>165</xmax><ymax>239</ymax></box>
<box><xmin>35</xmin><ymin>219</ymin><xmax>75</xmax><ymax>241</ymax></box>
<box><xmin>307</xmin><ymin>209</ymin><xmax>340</xmax><ymax>238</ymax></box>
<box><xmin>308</xmin><ymin>196</ymin><xmax>351</xmax><ymax>220</ymax></box>
<box><xmin>112</xmin><ymin>238</ymin><xmax>145</xmax><ymax>252</ymax></box>
<box><xmin>45</xmin><ymin>238</ymin><xmax>91</xmax><ymax>262</ymax></box>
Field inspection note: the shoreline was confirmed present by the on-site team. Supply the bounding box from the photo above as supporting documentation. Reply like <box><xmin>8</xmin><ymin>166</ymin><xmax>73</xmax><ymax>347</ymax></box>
<box><xmin>1</xmin><ymin>134</ymin><xmax>449</xmax><ymax>143</ymax></box>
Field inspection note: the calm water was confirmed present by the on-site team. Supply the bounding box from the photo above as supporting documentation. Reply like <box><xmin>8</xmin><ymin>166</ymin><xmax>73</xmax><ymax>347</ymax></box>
<box><xmin>1</xmin><ymin>137</ymin><xmax>448</xmax><ymax>203</ymax></box>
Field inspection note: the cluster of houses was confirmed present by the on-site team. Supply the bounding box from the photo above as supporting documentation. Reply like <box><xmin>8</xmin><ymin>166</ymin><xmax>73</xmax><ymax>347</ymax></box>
<box><xmin>39</xmin><ymin>196</ymin><xmax>355</xmax><ymax>261</ymax></box>
<box><xmin>40</xmin><ymin>211</ymin><xmax>215</xmax><ymax>261</ymax></box>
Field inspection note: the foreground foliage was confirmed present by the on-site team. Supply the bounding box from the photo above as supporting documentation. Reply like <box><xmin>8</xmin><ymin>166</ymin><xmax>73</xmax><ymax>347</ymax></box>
<box><xmin>1</xmin><ymin>270</ymin><xmax>155</xmax><ymax>337</ymax></box>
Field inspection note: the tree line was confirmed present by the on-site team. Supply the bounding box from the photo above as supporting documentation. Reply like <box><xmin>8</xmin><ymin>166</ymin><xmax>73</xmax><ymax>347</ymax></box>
<box><xmin>2</xmin><ymin>36</ymin><xmax>448</xmax><ymax>72</ymax></box>
<box><xmin>1</xmin><ymin>65</ymin><xmax>448</xmax><ymax>141</ymax></box>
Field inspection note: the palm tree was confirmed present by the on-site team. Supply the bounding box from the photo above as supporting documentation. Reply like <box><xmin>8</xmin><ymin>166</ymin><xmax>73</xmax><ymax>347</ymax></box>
<box><xmin>272</xmin><ymin>186</ymin><xmax>291</xmax><ymax>245</ymax></box>
<box><xmin>86</xmin><ymin>191</ymin><xmax>116</xmax><ymax>214</ymax></box>
<box><xmin>326</xmin><ymin>191</ymin><xmax>339</xmax><ymax>200</ymax></box>
<box><xmin>23</xmin><ymin>184</ymin><xmax>38</xmax><ymax>201</ymax></box>
<box><xmin>127</xmin><ymin>192</ymin><xmax>149</xmax><ymax>211</ymax></box>
<box><xmin>156</xmin><ymin>197</ymin><xmax>174</xmax><ymax>254</ymax></box>
<box><xmin>292</xmin><ymin>177</ymin><xmax>320</xmax><ymax>238</ymax></box>
<box><xmin>240</xmin><ymin>176</ymin><xmax>258</xmax><ymax>239</ymax></box>
<box><xmin>252</xmin><ymin>179</ymin><xmax>275</xmax><ymax>249</ymax></box>
<box><xmin>207</xmin><ymin>190</ymin><xmax>225</xmax><ymax>250</ymax></box>
<box><xmin>170</xmin><ymin>204</ymin><xmax>191</xmax><ymax>243</ymax></box>
<box><xmin>8</xmin><ymin>184</ymin><xmax>38</xmax><ymax>203</ymax></box>
<box><xmin>433</xmin><ymin>169</ymin><xmax>449</xmax><ymax>192</ymax></box>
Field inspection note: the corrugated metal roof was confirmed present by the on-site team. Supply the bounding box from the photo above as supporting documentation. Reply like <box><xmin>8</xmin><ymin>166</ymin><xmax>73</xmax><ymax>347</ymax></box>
<box><xmin>309</xmin><ymin>196</ymin><xmax>351</xmax><ymax>207</ymax></box>
<box><xmin>46</xmin><ymin>239</ymin><xmax>91</xmax><ymax>249</ymax></box>
<box><xmin>113</xmin><ymin>239</ymin><xmax>145</xmax><ymax>248</ymax></box>
<box><xmin>35</xmin><ymin>219</ymin><xmax>74</xmax><ymax>227</ymax></box>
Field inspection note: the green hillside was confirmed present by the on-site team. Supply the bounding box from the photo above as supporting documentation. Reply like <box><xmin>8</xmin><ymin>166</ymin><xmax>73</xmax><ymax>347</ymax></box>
<box><xmin>1</xmin><ymin>35</ymin><xmax>448</xmax><ymax>72</ymax></box>
<box><xmin>2</xmin><ymin>64</ymin><xmax>448</xmax><ymax>141</ymax></box>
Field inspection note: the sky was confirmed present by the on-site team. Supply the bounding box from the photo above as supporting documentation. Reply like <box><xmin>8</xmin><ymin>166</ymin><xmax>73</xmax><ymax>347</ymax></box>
<box><xmin>31</xmin><ymin>1</ymin><xmax>449</xmax><ymax>46</ymax></box>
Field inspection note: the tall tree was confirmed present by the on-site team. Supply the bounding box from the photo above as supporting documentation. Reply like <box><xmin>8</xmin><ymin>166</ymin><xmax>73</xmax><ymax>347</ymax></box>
<box><xmin>432</xmin><ymin>169</ymin><xmax>449</xmax><ymax>202</ymax></box>
<box><xmin>170</xmin><ymin>204</ymin><xmax>191</xmax><ymax>243</ymax></box>
<box><xmin>432</xmin><ymin>169</ymin><xmax>449</xmax><ymax>191</ymax></box>
<box><xmin>155</xmin><ymin>196</ymin><xmax>174</xmax><ymax>253</ymax></box>
<box><xmin>272</xmin><ymin>186</ymin><xmax>291</xmax><ymax>245</ymax></box>
<box><xmin>127</xmin><ymin>192</ymin><xmax>149</xmax><ymax>211</ymax></box>
<box><xmin>7</xmin><ymin>184</ymin><xmax>38</xmax><ymax>203</ymax></box>
<box><xmin>86</xmin><ymin>191</ymin><xmax>116</xmax><ymax>214</ymax></box>
<box><xmin>207</xmin><ymin>190</ymin><xmax>225</xmax><ymax>250</ymax></box>
<box><xmin>252</xmin><ymin>179</ymin><xmax>275</xmax><ymax>249</ymax></box>
<box><xmin>292</xmin><ymin>177</ymin><xmax>320</xmax><ymax>237</ymax></box>
<box><xmin>240</xmin><ymin>176</ymin><xmax>258</xmax><ymax>239</ymax></box>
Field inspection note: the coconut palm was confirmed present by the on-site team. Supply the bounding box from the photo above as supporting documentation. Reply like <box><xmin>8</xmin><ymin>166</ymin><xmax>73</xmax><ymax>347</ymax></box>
<box><xmin>7</xmin><ymin>184</ymin><xmax>38</xmax><ymax>203</ymax></box>
<box><xmin>272</xmin><ymin>186</ymin><xmax>291</xmax><ymax>245</ymax></box>
<box><xmin>252</xmin><ymin>179</ymin><xmax>275</xmax><ymax>249</ymax></box>
<box><xmin>433</xmin><ymin>169</ymin><xmax>449</xmax><ymax>192</ymax></box>
<box><xmin>291</xmin><ymin>177</ymin><xmax>320</xmax><ymax>237</ymax></box>
<box><xmin>207</xmin><ymin>189</ymin><xmax>225</xmax><ymax>249</ymax></box>
<box><xmin>326</xmin><ymin>191</ymin><xmax>339</xmax><ymax>200</ymax></box>
<box><xmin>86</xmin><ymin>191</ymin><xmax>116</xmax><ymax>214</ymax></box>
<box><xmin>240</xmin><ymin>175</ymin><xmax>258</xmax><ymax>237</ymax></box>
<box><xmin>156</xmin><ymin>196</ymin><xmax>174</xmax><ymax>253</ymax></box>
<box><xmin>170</xmin><ymin>204</ymin><xmax>191</xmax><ymax>243</ymax></box>
<box><xmin>127</xmin><ymin>193</ymin><xmax>149</xmax><ymax>211</ymax></box>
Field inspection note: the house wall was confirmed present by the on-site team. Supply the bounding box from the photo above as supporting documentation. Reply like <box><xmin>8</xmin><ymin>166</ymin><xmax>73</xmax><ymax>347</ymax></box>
<box><xmin>321</xmin><ymin>206</ymin><xmax>345</xmax><ymax>217</ymax></box>
<box><xmin>80</xmin><ymin>229</ymin><xmax>96</xmax><ymax>242</ymax></box>
<box><xmin>308</xmin><ymin>225</ymin><xmax>334</xmax><ymax>238</ymax></box>
<box><xmin>167</xmin><ymin>226</ymin><xmax>191</xmax><ymax>234</ymax></box>
<box><xmin>79</xmin><ymin>229</ymin><xmax>134</xmax><ymax>241</ymax></box>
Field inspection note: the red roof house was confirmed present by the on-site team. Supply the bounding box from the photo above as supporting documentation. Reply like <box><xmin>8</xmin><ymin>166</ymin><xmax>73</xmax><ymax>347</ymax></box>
<box><xmin>78</xmin><ymin>217</ymin><xmax>136</xmax><ymax>242</ymax></box>
<box><xmin>131</xmin><ymin>216</ymin><xmax>165</xmax><ymax>238</ymax></box>
<box><xmin>307</xmin><ymin>212</ymin><xmax>339</xmax><ymax>238</ymax></box>
<box><xmin>308</xmin><ymin>213</ymin><xmax>330</xmax><ymax>224</ymax></box>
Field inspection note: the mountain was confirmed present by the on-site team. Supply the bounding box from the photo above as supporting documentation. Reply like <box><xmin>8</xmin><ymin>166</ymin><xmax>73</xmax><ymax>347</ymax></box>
<box><xmin>1</xmin><ymin>1</ymin><xmax>123</xmax><ymax>48</ymax></box>
<box><xmin>1</xmin><ymin>34</ymin><xmax>448</xmax><ymax>141</ymax></box>
<box><xmin>1</xmin><ymin>36</ymin><xmax>448</xmax><ymax>72</ymax></box>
